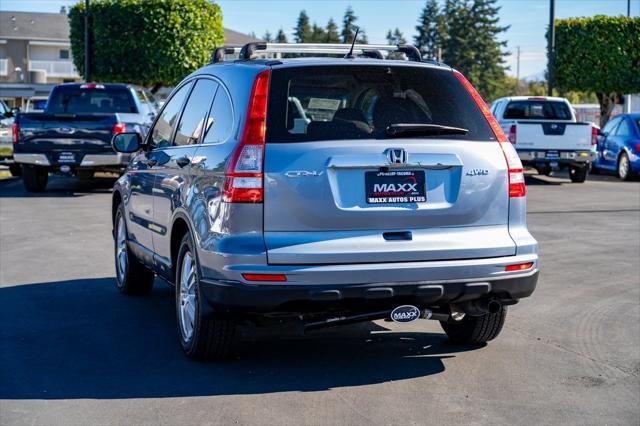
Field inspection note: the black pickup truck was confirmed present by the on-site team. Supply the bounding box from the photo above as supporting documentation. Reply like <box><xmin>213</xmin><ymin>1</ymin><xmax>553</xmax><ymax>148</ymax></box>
<box><xmin>13</xmin><ymin>83</ymin><xmax>158</xmax><ymax>192</ymax></box>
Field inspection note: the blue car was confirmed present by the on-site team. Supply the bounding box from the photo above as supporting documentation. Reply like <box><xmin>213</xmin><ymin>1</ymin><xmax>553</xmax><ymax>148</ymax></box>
<box><xmin>593</xmin><ymin>113</ymin><xmax>640</xmax><ymax>180</ymax></box>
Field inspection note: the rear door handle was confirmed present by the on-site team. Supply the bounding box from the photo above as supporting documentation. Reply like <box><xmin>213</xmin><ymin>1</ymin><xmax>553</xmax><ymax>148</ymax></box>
<box><xmin>383</xmin><ymin>231</ymin><xmax>412</xmax><ymax>241</ymax></box>
<box><xmin>175</xmin><ymin>156</ymin><xmax>191</xmax><ymax>168</ymax></box>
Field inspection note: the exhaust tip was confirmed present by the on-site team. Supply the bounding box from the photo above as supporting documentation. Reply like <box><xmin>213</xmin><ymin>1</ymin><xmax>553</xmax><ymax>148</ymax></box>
<box><xmin>487</xmin><ymin>299</ymin><xmax>502</xmax><ymax>314</ymax></box>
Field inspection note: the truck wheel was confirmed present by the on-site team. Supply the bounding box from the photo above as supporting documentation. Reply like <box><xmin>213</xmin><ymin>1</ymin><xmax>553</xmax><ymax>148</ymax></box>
<box><xmin>440</xmin><ymin>306</ymin><xmax>507</xmax><ymax>344</ymax></box>
<box><xmin>175</xmin><ymin>233</ymin><xmax>236</xmax><ymax>360</ymax></box>
<box><xmin>114</xmin><ymin>205</ymin><xmax>154</xmax><ymax>295</ymax></box>
<box><xmin>569</xmin><ymin>165</ymin><xmax>588</xmax><ymax>183</ymax></box>
<box><xmin>21</xmin><ymin>165</ymin><xmax>48</xmax><ymax>192</ymax></box>
<box><xmin>617</xmin><ymin>153</ymin><xmax>634</xmax><ymax>181</ymax></box>
<box><xmin>9</xmin><ymin>164</ymin><xmax>21</xmax><ymax>177</ymax></box>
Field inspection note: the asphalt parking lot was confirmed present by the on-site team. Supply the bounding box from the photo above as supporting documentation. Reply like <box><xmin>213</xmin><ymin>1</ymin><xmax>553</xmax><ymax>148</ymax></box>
<box><xmin>0</xmin><ymin>172</ymin><xmax>638</xmax><ymax>425</ymax></box>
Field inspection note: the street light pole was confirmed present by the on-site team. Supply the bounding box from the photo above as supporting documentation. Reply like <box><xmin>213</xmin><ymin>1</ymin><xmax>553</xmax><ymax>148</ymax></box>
<box><xmin>625</xmin><ymin>0</ymin><xmax>631</xmax><ymax>113</ymax></box>
<box><xmin>547</xmin><ymin>0</ymin><xmax>555</xmax><ymax>96</ymax></box>
<box><xmin>84</xmin><ymin>0</ymin><xmax>91</xmax><ymax>82</ymax></box>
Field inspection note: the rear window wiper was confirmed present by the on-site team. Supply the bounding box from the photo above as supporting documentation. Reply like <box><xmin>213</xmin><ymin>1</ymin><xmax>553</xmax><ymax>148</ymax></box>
<box><xmin>385</xmin><ymin>123</ymin><xmax>469</xmax><ymax>138</ymax></box>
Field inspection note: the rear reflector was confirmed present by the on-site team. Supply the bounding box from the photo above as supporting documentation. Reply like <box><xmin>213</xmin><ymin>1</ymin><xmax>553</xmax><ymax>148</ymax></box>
<box><xmin>453</xmin><ymin>70</ymin><xmax>508</xmax><ymax>143</ymax></box>
<box><xmin>113</xmin><ymin>123</ymin><xmax>126</xmax><ymax>135</ymax></box>
<box><xmin>223</xmin><ymin>69</ymin><xmax>271</xmax><ymax>203</ymax></box>
<box><xmin>242</xmin><ymin>273</ymin><xmax>287</xmax><ymax>282</ymax></box>
<box><xmin>12</xmin><ymin>122</ymin><xmax>19</xmax><ymax>145</ymax></box>
<box><xmin>505</xmin><ymin>262</ymin><xmax>534</xmax><ymax>272</ymax></box>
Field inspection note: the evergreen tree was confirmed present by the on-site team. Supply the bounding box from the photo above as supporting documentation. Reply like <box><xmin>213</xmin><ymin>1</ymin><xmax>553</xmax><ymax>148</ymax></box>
<box><xmin>340</xmin><ymin>7</ymin><xmax>367</xmax><ymax>43</ymax></box>
<box><xmin>386</xmin><ymin>28</ymin><xmax>407</xmax><ymax>45</ymax></box>
<box><xmin>275</xmin><ymin>28</ymin><xmax>288</xmax><ymax>43</ymax></box>
<box><xmin>311</xmin><ymin>23</ymin><xmax>326</xmax><ymax>42</ymax></box>
<box><xmin>294</xmin><ymin>10</ymin><xmax>312</xmax><ymax>43</ymax></box>
<box><xmin>263</xmin><ymin>30</ymin><xmax>273</xmax><ymax>42</ymax></box>
<box><xmin>325</xmin><ymin>18</ymin><xmax>340</xmax><ymax>43</ymax></box>
<box><xmin>414</xmin><ymin>0</ymin><xmax>444</xmax><ymax>59</ymax></box>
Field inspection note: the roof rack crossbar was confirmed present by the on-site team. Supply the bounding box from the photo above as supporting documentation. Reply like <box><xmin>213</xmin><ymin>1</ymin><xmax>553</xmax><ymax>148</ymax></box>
<box><xmin>219</xmin><ymin>43</ymin><xmax>423</xmax><ymax>62</ymax></box>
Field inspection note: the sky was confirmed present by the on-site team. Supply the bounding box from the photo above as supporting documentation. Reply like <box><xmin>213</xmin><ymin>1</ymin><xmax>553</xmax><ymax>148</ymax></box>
<box><xmin>1</xmin><ymin>0</ymin><xmax>638</xmax><ymax>79</ymax></box>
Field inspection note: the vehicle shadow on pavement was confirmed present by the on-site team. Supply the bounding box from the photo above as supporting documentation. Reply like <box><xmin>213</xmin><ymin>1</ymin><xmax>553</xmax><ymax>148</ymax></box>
<box><xmin>0</xmin><ymin>176</ymin><xmax>117</xmax><ymax>198</ymax></box>
<box><xmin>0</xmin><ymin>278</ymin><xmax>482</xmax><ymax>400</ymax></box>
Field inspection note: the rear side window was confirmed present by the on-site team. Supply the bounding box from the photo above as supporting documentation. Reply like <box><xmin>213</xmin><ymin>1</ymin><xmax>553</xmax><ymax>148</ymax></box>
<box><xmin>47</xmin><ymin>86</ymin><xmax>137</xmax><ymax>114</ymax></box>
<box><xmin>203</xmin><ymin>87</ymin><xmax>234</xmax><ymax>144</ymax></box>
<box><xmin>503</xmin><ymin>100</ymin><xmax>571</xmax><ymax>120</ymax></box>
<box><xmin>266</xmin><ymin>65</ymin><xmax>495</xmax><ymax>143</ymax></box>
<box><xmin>174</xmin><ymin>79</ymin><xmax>218</xmax><ymax>146</ymax></box>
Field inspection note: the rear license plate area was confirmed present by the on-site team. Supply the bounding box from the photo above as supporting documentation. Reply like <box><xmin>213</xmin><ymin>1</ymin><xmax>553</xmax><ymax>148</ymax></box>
<box><xmin>365</xmin><ymin>170</ymin><xmax>426</xmax><ymax>204</ymax></box>
<box><xmin>57</xmin><ymin>152</ymin><xmax>76</xmax><ymax>163</ymax></box>
<box><xmin>545</xmin><ymin>150</ymin><xmax>559</xmax><ymax>159</ymax></box>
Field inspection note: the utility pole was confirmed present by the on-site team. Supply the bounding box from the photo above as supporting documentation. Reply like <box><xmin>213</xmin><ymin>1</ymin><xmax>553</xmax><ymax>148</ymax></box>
<box><xmin>516</xmin><ymin>46</ymin><xmax>521</xmax><ymax>95</ymax></box>
<box><xmin>547</xmin><ymin>0</ymin><xmax>555</xmax><ymax>96</ymax></box>
<box><xmin>625</xmin><ymin>0</ymin><xmax>631</xmax><ymax>113</ymax></box>
<box><xmin>84</xmin><ymin>0</ymin><xmax>91</xmax><ymax>82</ymax></box>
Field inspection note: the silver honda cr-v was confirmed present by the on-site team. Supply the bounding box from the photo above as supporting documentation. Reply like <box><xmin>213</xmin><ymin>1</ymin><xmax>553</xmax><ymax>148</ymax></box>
<box><xmin>111</xmin><ymin>43</ymin><xmax>538</xmax><ymax>360</ymax></box>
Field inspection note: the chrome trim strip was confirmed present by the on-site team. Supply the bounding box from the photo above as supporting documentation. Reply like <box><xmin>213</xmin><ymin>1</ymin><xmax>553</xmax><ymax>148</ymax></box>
<box><xmin>80</xmin><ymin>153</ymin><xmax>129</xmax><ymax>166</ymax></box>
<box><xmin>13</xmin><ymin>153</ymin><xmax>50</xmax><ymax>166</ymax></box>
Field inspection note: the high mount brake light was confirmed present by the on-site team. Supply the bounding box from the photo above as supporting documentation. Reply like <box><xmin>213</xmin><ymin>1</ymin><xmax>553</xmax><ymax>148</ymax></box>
<box><xmin>80</xmin><ymin>83</ymin><xmax>105</xmax><ymax>89</ymax></box>
<box><xmin>113</xmin><ymin>123</ymin><xmax>126</xmax><ymax>135</ymax></box>
<box><xmin>223</xmin><ymin>69</ymin><xmax>270</xmax><ymax>203</ymax></box>
<box><xmin>453</xmin><ymin>70</ymin><xmax>525</xmax><ymax>198</ymax></box>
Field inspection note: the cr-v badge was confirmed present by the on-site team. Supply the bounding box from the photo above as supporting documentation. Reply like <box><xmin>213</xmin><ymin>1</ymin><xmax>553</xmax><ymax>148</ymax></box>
<box><xmin>284</xmin><ymin>170</ymin><xmax>324</xmax><ymax>177</ymax></box>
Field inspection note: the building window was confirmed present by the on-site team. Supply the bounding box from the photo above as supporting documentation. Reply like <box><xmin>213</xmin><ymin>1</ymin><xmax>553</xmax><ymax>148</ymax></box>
<box><xmin>59</xmin><ymin>49</ymin><xmax>70</xmax><ymax>59</ymax></box>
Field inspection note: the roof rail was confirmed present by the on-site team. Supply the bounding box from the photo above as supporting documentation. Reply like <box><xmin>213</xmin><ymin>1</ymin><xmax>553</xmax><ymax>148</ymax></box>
<box><xmin>210</xmin><ymin>43</ymin><xmax>424</xmax><ymax>63</ymax></box>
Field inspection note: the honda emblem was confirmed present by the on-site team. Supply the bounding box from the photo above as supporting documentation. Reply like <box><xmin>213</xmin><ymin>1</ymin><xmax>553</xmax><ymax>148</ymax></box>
<box><xmin>386</xmin><ymin>148</ymin><xmax>408</xmax><ymax>164</ymax></box>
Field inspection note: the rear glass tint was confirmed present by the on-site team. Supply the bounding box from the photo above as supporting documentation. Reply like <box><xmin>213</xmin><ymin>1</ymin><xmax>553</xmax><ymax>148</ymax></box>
<box><xmin>47</xmin><ymin>87</ymin><xmax>137</xmax><ymax>114</ymax></box>
<box><xmin>503</xmin><ymin>100</ymin><xmax>571</xmax><ymax>120</ymax></box>
<box><xmin>266</xmin><ymin>65</ymin><xmax>495</xmax><ymax>143</ymax></box>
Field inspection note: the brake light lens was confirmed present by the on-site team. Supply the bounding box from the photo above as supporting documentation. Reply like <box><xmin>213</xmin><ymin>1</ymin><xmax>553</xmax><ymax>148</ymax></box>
<box><xmin>80</xmin><ymin>83</ymin><xmax>105</xmax><ymax>89</ymax></box>
<box><xmin>242</xmin><ymin>273</ymin><xmax>287</xmax><ymax>282</ymax></box>
<box><xmin>591</xmin><ymin>126</ymin><xmax>598</xmax><ymax>146</ymax></box>
<box><xmin>113</xmin><ymin>122</ymin><xmax>126</xmax><ymax>135</ymax></box>
<box><xmin>12</xmin><ymin>122</ymin><xmax>19</xmax><ymax>144</ymax></box>
<box><xmin>509</xmin><ymin>124</ymin><xmax>517</xmax><ymax>144</ymax></box>
<box><xmin>505</xmin><ymin>262</ymin><xmax>534</xmax><ymax>272</ymax></box>
<box><xmin>223</xmin><ymin>69</ymin><xmax>270</xmax><ymax>203</ymax></box>
<box><xmin>453</xmin><ymin>70</ymin><xmax>508</xmax><ymax>143</ymax></box>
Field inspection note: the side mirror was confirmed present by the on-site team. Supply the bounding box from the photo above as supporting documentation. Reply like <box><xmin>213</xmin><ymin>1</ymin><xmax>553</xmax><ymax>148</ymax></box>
<box><xmin>597</xmin><ymin>129</ymin><xmax>606</xmax><ymax>137</ymax></box>
<box><xmin>112</xmin><ymin>132</ymin><xmax>142</xmax><ymax>153</ymax></box>
<box><xmin>8</xmin><ymin>107</ymin><xmax>20</xmax><ymax>117</ymax></box>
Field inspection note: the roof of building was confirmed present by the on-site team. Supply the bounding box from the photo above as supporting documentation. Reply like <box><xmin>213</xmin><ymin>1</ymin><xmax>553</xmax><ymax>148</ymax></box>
<box><xmin>0</xmin><ymin>10</ymin><xmax>261</xmax><ymax>45</ymax></box>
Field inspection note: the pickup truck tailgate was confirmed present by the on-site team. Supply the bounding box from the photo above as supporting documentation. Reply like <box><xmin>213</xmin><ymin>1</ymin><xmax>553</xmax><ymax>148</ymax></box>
<box><xmin>515</xmin><ymin>121</ymin><xmax>593</xmax><ymax>151</ymax></box>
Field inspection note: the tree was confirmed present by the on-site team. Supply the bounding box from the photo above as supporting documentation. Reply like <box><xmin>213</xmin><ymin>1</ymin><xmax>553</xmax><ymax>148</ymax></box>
<box><xmin>414</xmin><ymin>0</ymin><xmax>443</xmax><ymax>59</ymax></box>
<box><xmin>310</xmin><ymin>23</ymin><xmax>326</xmax><ymax>42</ymax></box>
<box><xmin>294</xmin><ymin>10</ymin><xmax>312</xmax><ymax>43</ymax></box>
<box><xmin>439</xmin><ymin>0</ymin><xmax>509</xmax><ymax>100</ymax></box>
<box><xmin>325</xmin><ymin>18</ymin><xmax>340</xmax><ymax>43</ymax></box>
<box><xmin>386</xmin><ymin>28</ymin><xmax>407</xmax><ymax>45</ymax></box>
<box><xmin>553</xmin><ymin>15</ymin><xmax>640</xmax><ymax>126</ymax></box>
<box><xmin>275</xmin><ymin>28</ymin><xmax>288</xmax><ymax>43</ymax></box>
<box><xmin>341</xmin><ymin>7</ymin><xmax>367</xmax><ymax>43</ymax></box>
<box><xmin>68</xmin><ymin>0</ymin><xmax>223</xmax><ymax>92</ymax></box>
<box><xmin>263</xmin><ymin>31</ymin><xmax>273</xmax><ymax>43</ymax></box>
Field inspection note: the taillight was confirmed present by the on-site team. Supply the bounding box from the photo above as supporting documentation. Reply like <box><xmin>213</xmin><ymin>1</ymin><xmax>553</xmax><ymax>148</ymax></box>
<box><xmin>591</xmin><ymin>126</ymin><xmax>598</xmax><ymax>146</ymax></box>
<box><xmin>453</xmin><ymin>70</ymin><xmax>523</xmax><ymax>197</ymax></box>
<box><xmin>223</xmin><ymin>69</ymin><xmax>270</xmax><ymax>203</ymax></box>
<box><xmin>113</xmin><ymin>123</ymin><xmax>126</xmax><ymax>135</ymax></box>
<box><xmin>12</xmin><ymin>122</ymin><xmax>19</xmax><ymax>144</ymax></box>
<box><xmin>509</xmin><ymin>124</ymin><xmax>517</xmax><ymax>144</ymax></box>
<box><xmin>635</xmin><ymin>143</ymin><xmax>640</xmax><ymax>154</ymax></box>
<box><xmin>453</xmin><ymin>70</ymin><xmax>509</xmax><ymax>143</ymax></box>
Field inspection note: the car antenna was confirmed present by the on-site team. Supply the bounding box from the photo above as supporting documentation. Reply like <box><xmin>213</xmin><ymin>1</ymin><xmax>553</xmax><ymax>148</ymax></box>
<box><xmin>344</xmin><ymin>27</ymin><xmax>360</xmax><ymax>59</ymax></box>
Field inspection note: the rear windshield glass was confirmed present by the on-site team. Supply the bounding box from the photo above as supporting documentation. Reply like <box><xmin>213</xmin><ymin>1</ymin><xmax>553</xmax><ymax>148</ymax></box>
<box><xmin>266</xmin><ymin>65</ymin><xmax>495</xmax><ymax>143</ymax></box>
<box><xmin>503</xmin><ymin>100</ymin><xmax>571</xmax><ymax>120</ymax></box>
<box><xmin>47</xmin><ymin>87</ymin><xmax>137</xmax><ymax>114</ymax></box>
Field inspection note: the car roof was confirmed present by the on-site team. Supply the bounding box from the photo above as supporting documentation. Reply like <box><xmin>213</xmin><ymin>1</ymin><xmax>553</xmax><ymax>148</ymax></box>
<box><xmin>56</xmin><ymin>83</ymin><xmax>141</xmax><ymax>90</ymax></box>
<box><xmin>493</xmin><ymin>96</ymin><xmax>569</xmax><ymax>103</ymax></box>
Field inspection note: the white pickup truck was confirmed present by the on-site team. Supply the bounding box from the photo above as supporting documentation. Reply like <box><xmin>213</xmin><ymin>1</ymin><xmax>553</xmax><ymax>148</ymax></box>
<box><xmin>490</xmin><ymin>96</ymin><xmax>597</xmax><ymax>182</ymax></box>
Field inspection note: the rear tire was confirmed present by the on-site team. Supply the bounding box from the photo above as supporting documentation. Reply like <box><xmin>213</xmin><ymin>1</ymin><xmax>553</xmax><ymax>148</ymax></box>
<box><xmin>114</xmin><ymin>204</ymin><xmax>154</xmax><ymax>295</ymax></box>
<box><xmin>22</xmin><ymin>165</ymin><xmax>48</xmax><ymax>192</ymax></box>
<box><xmin>441</xmin><ymin>306</ymin><xmax>507</xmax><ymax>344</ymax></box>
<box><xmin>9</xmin><ymin>164</ymin><xmax>21</xmax><ymax>177</ymax></box>
<box><xmin>175</xmin><ymin>233</ymin><xmax>236</xmax><ymax>360</ymax></box>
<box><xmin>617</xmin><ymin>152</ymin><xmax>634</xmax><ymax>181</ymax></box>
<box><xmin>569</xmin><ymin>165</ymin><xmax>588</xmax><ymax>183</ymax></box>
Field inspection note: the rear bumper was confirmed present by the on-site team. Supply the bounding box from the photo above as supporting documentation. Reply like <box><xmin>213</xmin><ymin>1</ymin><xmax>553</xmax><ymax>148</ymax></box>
<box><xmin>13</xmin><ymin>152</ymin><xmax>129</xmax><ymax>168</ymax></box>
<box><xmin>198</xmin><ymin>258</ymin><xmax>539</xmax><ymax>315</ymax></box>
<box><xmin>518</xmin><ymin>149</ymin><xmax>596</xmax><ymax>164</ymax></box>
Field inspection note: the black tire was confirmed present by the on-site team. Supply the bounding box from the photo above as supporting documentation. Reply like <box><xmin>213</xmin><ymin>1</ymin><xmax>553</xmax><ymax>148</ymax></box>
<box><xmin>114</xmin><ymin>204</ymin><xmax>154</xmax><ymax>295</ymax></box>
<box><xmin>441</xmin><ymin>306</ymin><xmax>507</xmax><ymax>344</ymax></box>
<box><xmin>175</xmin><ymin>233</ymin><xmax>236</xmax><ymax>360</ymax></box>
<box><xmin>9</xmin><ymin>164</ymin><xmax>21</xmax><ymax>177</ymax></box>
<box><xmin>536</xmin><ymin>166</ymin><xmax>552</xmax><ymax>176</ymax></box>
<box><xmin>21</xmin><ymin>165</ymin><xmax>48</xmax><ymax>192</ymax></box>
<box><xmin>569</xmin><ymin>165</ymin><xmax>588</xmax><ymax>183</ymax></box>
<box><xmin>617</xmin><ymin>152</ymin><xmax>634</xmax><ymax>181</ymax></box>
